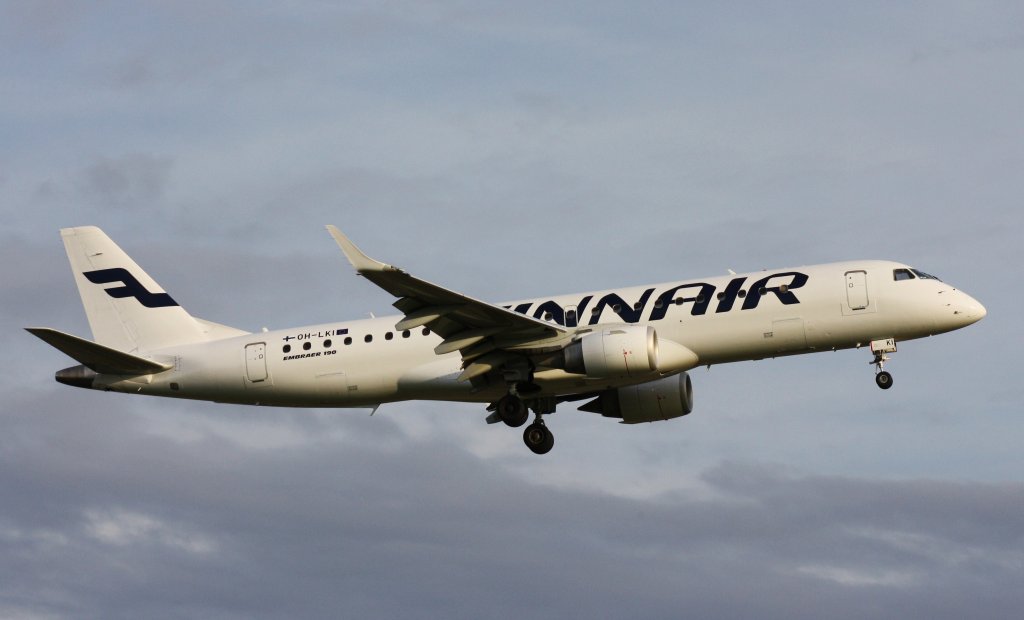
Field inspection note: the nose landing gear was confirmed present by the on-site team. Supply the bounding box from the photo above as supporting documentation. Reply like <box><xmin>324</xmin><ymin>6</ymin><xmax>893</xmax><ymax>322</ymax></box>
<box><xmin>869</xmin><ymin>338</ymin><xmax>897</xmax><ymax>390</ymax></box>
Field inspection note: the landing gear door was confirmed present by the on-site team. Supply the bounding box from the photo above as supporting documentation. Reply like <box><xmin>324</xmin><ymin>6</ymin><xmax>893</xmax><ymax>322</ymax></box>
<box><xmin>870</xmin><ymin>338</ymin><xmax>897</xmax><ymax>354</ymax></box>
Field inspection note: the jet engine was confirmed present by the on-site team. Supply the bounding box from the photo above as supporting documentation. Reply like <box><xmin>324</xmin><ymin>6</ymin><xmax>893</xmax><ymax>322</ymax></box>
<box><xmin>563</xmin><ymin>325</ymin><xmax>658</xmax><ymax>378</ymax></box>
<box><xmin>561</xmin><ymin>325</ymin><xmax>699</xmax><ymax>379</ymax></box>
<box><xmin>579</xmin><ymin>372</ymin><xmax>694</xmax><ymax>424</ymax></box>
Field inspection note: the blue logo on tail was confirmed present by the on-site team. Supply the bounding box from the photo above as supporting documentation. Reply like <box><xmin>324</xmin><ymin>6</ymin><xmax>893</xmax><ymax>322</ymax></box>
<box><xmin>83</xmin><ymin>268</ymin><xmax>179</xmax><ymax>308</ymax></box>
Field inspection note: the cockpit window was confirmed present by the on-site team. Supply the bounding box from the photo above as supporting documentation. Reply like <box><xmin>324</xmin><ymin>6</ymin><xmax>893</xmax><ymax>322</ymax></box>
<box><xmin>911</xmin><ymin>268</ymin><xmax>941</xmax><ymax>281</ymax></box>
<box><xmin>893</xmin><ymin>268</ymin><xmax>916</xmax><ymax>281</ymax></box>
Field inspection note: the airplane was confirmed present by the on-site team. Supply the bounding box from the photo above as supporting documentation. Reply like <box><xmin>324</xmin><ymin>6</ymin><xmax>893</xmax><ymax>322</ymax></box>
<box><xmin>27</xmin><ymin>226</ymin><xmax>987</xmax><ymax>454</ymax></box>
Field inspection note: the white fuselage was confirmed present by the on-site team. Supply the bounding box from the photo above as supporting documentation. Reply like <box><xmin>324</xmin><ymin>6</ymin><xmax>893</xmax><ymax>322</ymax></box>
<box><xmin>92</xmin><ymin>260</ymin><xmax>985</xmax><ymax>408</ymax></box>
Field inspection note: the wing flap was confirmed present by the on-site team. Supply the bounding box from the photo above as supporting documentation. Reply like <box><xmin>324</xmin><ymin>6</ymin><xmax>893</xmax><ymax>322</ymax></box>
<box><xmin>433</xmin><ymin>327</ymin><xmax>504</xmax><ymax>356</ymax></box>
<box><xmin>26</xmin><ymin>327</ymin><xmax>173</xmax><ymax>375</ymax></box>
<box><xmin>394</xmin><ymin>304</ymin><xmax>461</xmax><ymax>331</ymax></box>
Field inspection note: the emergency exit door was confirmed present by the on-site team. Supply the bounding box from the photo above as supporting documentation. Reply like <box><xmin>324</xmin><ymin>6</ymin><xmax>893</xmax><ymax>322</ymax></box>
<box><xmin>245</xmin><ymin>342</ymin><xmax>268</xmax><ymax>382</ymax></box>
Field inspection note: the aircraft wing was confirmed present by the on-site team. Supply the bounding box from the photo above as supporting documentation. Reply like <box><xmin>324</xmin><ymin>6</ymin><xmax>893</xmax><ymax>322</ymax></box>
<box><xmin>327</xmin><ymin>226</ymin><xmax>568</xmax><ymax>380</ymax></box>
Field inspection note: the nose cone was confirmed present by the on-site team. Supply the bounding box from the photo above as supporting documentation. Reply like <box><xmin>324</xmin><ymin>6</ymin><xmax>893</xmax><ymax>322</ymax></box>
<box><xmin>953</xmin><ymin>291</ymin><xmax>987</xmax><ymax>327</ymax></box>
<box><xmin>966</xmin><ymin>299</ymin><xmax>983</xmax><ymax>319</ymax></box>
<box><xmin>967</xmin><ymin>297</ymin><xmax>987</xmax><ymax>321</ymax></box>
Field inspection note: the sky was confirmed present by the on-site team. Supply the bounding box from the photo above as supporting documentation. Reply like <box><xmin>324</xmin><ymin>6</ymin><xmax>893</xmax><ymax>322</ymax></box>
<box><xmin>2</xmin><ymin>1</ymin><xmax>1023</xmax><ymax>618</ymax></box>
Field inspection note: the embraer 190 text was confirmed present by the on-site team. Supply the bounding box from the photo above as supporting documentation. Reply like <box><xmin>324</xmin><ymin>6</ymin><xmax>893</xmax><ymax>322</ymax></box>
<box><xmin>28</xmin><ymin>227</ymin><xmax>986</xmax><ymax>454</ymax></box>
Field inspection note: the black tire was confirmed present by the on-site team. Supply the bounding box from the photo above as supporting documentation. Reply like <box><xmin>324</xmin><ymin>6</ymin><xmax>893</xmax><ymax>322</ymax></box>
<box><xmin>875</xmin><ymin>371</ymin><xmax>893</xmax><ymax>390</ymax></box>
<box><xmin>523</xmin><ymin>422</ymin><xmax>554</xmax><ymax>455</ymax></box>
<box><xmin>497</xmin><ymin>395</ymin><xmax>529</xmax><ymax>427</ymax></box>
<box><xmin>539</xmin><ymin>430</ymin><xmax>554</xmax><ymax>454</ymax></box>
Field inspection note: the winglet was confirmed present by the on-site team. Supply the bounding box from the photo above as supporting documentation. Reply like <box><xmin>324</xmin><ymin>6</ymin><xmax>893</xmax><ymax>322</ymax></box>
<box><xmin>325</xmin><ymin>225</ymin><xmax>399</xmax><ymax>274</ymax></box>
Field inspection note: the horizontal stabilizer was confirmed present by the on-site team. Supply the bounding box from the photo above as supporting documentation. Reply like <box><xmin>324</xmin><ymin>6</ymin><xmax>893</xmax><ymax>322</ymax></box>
<box><xmin>25</xmin><ymin>327</ymin><xmax>172</xmax><ymax>375</ymax></box>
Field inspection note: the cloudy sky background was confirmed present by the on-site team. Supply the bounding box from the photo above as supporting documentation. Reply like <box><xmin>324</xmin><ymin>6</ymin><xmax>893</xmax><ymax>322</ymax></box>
<box><xmin>2</xmin><ymin>1</ymin><xmax>1022</xmax><ymax>618</ymax></box>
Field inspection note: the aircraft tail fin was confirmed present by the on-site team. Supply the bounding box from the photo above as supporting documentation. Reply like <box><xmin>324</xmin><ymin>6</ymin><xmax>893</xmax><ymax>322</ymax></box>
<box><xmin>59</xmin><ymin>226</ymin><xmax>238</xmax><ymax>353</ymax></box>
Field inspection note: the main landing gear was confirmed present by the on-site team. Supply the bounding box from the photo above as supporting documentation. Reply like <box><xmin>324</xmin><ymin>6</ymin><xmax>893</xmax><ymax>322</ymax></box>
<box><xmin>490</xmin><ymin>391</ymin><xmax>556</xmax><ymax>455</ymax></box>
<box><xmin>495</xmin><ymin>394</ymin><xmax>529</xmax><ymax>427</ymax></box>
<box><xmin>522</xmin><ymin>419</ymin><xmax>554</xmax><ymax>455</ymax></box>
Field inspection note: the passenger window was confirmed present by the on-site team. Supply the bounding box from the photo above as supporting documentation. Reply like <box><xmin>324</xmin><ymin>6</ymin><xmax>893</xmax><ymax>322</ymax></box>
<box><xmin>283</xmin><ymin>344</ymin><xmax>291</xmax><ymax>353</ymax></box>
<box><xmin>385</xmin><ymin>332</ymin><xmax>393</xmax><ymax>341</ymax></box>
<box><xmin>893</xmin><ymin>268</ymin><xmax>915</xmax><ymax>281</ymax></box>
<box><xmin>324</xmin><ymin>339</ymin><xmax>332</xmax><ymax>348</ymax></box>
<box><xmin>402</xmin><ymin>330</ymin><xmax>410</xmax><ymax>338</ymax></box>
<box><xmin>364</xmin><ymin>334</ymin><xmax>373</xmax><ymax>343</ymax></box>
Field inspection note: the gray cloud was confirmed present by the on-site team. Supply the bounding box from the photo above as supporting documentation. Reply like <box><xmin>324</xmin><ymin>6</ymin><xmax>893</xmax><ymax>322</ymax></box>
<box><xmin>76</xmin><ymin>153</ymin><xmax>173</xmax><ymax>210</ymax></box>
<box><xmin>1</xmin><ymin>391</ymin><xmax>1021</xmax><ymax>619</ymax></box>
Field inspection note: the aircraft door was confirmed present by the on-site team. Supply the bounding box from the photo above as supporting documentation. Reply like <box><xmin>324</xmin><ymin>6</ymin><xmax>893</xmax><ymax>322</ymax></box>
<box><xmin>245</xmin><ymin>342</ymin><xmax>268</xmax><ymax>382</ymax></box>
<box><xmin>316</xmin><ymin>371</ymin><xmax>348</xmax><ymax>404</ymax></box>
<box><xmin>845</xmin><ymin>270</ymin><xmax>869</xmax><ymax>311</ymax></box>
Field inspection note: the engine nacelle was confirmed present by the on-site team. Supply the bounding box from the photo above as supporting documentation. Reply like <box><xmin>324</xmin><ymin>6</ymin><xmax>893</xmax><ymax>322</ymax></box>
<box><xmin>579</xmin><ymin>372</ymin><xmax>694</xmax><ymax>424</ymax></box>
<box><xmin>563</xmin><ymin>325</ymin><xmax>658</xmax><ymax>378</ymax></box>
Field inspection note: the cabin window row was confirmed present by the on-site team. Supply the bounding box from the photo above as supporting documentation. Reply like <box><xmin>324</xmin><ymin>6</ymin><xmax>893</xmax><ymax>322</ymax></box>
<box><xmin>282</xmin><ymin>327</ymin><xmax>431</xmax><ymax>353</ymax></box>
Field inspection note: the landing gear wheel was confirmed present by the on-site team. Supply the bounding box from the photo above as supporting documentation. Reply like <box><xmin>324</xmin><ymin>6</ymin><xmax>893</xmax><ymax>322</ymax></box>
<box><xmin>497</xmin><ymin>395</ymin><xmax>528</xmax><ymax>427</ymax></box>
<box><xmin>523</xmin><ymin>422</ymin><xmax>554</xmax><ymax>455</ymax></box>
<box><xmin>875</xmin><ymin>371</ymin><xmax>893</xmax><ymax>390</ymax></box>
